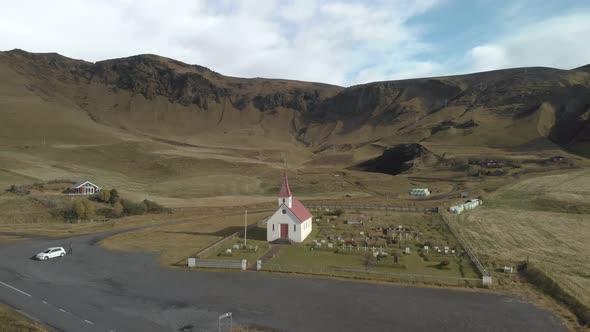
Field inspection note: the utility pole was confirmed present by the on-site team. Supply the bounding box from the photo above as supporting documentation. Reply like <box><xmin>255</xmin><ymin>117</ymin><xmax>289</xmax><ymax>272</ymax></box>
<box><xmin>244</xmin><ymin>209</ymin><xmax>248</xmax><ymax>247</ymax></box>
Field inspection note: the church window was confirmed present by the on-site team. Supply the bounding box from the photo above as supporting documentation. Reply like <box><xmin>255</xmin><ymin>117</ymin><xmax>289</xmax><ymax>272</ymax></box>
<box><xmin>294</xmin><ymin>224</ymin><xmax>296</xmax><ymax>232</ymax></box>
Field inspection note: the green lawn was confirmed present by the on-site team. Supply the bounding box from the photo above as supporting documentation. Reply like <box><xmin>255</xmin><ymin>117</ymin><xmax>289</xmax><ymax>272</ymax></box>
<box><xmin>270</xmin><ymin>244</ymin><xmax>479</xmax><ymax>278</ymax></box>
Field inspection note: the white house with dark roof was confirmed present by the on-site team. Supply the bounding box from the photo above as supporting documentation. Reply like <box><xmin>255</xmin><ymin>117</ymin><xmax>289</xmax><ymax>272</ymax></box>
<box><xmin>267</xmin><ymin>174</ymin><xmax>313</xmax><ymax>243</ymax></box>
<box><xmin>69</xmin><ymin>180</ymin><xmax>102</xmax><ymax>195</ymax></box>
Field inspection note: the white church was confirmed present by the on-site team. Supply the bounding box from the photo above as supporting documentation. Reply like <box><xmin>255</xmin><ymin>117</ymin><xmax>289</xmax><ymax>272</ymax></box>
<box><xmin>267</xmin><ymin>174</ymin><xmax>313</xmax><ymax>243</ymax></box>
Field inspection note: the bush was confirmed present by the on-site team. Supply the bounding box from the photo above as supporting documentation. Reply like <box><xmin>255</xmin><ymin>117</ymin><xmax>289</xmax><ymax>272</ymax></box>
<box><xmin>113</xmin><ymin>201</ymin><xmax>124</xmax><ymax>217</ymax></box>
<box><xmin>109</xmin><ymin>189</ymin><xmax>120</xmax><ymax>204</ymax></box>
<box><xmin>83</xmin><ymin>200</ymin><xmax>95</xmax><ymax>218</ymax></box>
<box><xmin>324</xmin><ymin>208</ymin><xmax>344</xmax><ymax>217</ymax></box>
<box><xmin>68</xmin><ymin>199</ymin><xmax>96</xmax><ymax>219</ymax></box>
<box><xmin>7</xmin><ymin>184</ymin><xmax>31</xmax><ymax>196</ymax></box>
<box><xmin>120</xmin><ymin>199</ymin><xmax>147</xmax><ymax>216</ymax></box>
<box><xmin>439</xmin><ymin>259</ymin><xmax>450</xmax><ymax>267</ymax></box>
<box><xmin>142</xmin><ymin>199</ymin><xmax>170</xmax><ymax>214</ymax></box>
<box><xmin>72</xmin><ymin>200</ymin><xmax>86</xmax><ymax>219</ymax></box>
<box><xmin>96</xmin><ymin>190</ymin><xmax>111</xmax><ymax>203</ymax></box>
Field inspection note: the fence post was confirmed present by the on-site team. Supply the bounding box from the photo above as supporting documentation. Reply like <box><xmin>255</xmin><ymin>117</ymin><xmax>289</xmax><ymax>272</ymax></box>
<box><xmin>241</xmin><ymin>259</ymin><xmax>247</xmax><ymax>271</ymax></box>
<box><xmin>482</xmin><ymin>276</ymin><xmax>493</xmax><ymax>286</ymax></box>
<box><xmin>256</xmin><ymin>260</ymin><xmax>262</xmax><ymax>271</ymax></box>
<box><xmin>188</xmin><ymin>257</ymin><xmax>196</xmax><ymax>268</ymax></box>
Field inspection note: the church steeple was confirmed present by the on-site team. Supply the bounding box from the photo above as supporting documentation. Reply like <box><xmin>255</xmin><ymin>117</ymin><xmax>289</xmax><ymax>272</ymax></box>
<box><xmin>278</xmin><ymin>174</ymin><xmax>293</xmax><ymax>208</ymax></box>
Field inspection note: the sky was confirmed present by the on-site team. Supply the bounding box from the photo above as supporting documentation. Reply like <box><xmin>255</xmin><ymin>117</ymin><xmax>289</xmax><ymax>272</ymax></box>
<box><xmin>1</xmin><ymin>0</ymin><xmax>589</xmax><ymax>86</ymax></box>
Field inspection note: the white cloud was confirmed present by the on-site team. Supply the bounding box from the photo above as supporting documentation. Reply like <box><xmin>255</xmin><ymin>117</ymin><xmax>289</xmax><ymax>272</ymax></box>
<box><xmin>0</xmin><ymin>0</ymin><xmax>442</xmax><ymax>86</ymax></box>
<box><xmin>1</xmin><ymin>1</ymin><xmax>585</xmax><ymax>86</ymax></box>
<box><xmin>466</xmin><ymin>13</ymin><xmax>590</xmax><ymax>72</ymax></box>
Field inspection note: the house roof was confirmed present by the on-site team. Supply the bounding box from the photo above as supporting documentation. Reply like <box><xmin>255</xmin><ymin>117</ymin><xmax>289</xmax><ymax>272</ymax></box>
<box><xmin>288</xmin><ymin>199</ymin><xmax>312</xmax><ymax>223</ymax></box>
<box><xmin>71</xmin><ymin>180</ymin><xmax>100</xmax><ymax>189</ymax></box>
<box><xmin>278</xmin><ymin>174</ymin><xmax>292</xmax><ymax>197</ymax></box>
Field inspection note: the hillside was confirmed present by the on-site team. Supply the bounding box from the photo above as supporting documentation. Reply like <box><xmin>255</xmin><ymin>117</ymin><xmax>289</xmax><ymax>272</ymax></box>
<box><xmin>2</xmin><ymin>49</ymin><xmax>590</xmax><ymax>156</ymax></box>
<box><xmin>0</xmin><ymin>49</ymin><xmax>588</xmax><ymax>205</ymax></box>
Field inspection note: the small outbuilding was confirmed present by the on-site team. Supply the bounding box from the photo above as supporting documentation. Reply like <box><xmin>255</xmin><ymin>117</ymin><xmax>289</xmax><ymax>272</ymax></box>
<box><xmin>69</xmin><ymin>180</ymin><xmax>102</xmax><ymax>195</ymax></box>
<box><xmin>410</xmin><ymin>188</ymin><xmax>431</xmax><ymax>197</ymax></box>
<box><xmin>449</xmin><ymin>198</ymin><xmax>482</xmax><ymax>214</ymax></box>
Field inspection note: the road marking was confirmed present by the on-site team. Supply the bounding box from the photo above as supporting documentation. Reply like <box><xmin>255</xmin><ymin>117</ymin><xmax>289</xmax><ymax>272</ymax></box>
<box><xmin>58</xmin><ymin>308</ymin><xmax>67</xmax><ymax>313</ymax></box>
<box><xmin>41</xmin><ymin>300</ymin><xmax>48</xmax><ymax>304</ymax></box>
<box><xmin>0</xmin><ymin>280</ymin><xmax>32</xmax><ymax>297</ymax></box>
<box><xmin>84</xmin><ymin>319</ymin><xmax>94</xmax><ymax>325</ymax></box>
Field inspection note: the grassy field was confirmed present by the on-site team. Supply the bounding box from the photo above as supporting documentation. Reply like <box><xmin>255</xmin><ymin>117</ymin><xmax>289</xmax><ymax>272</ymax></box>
<box><xmin>100</xmin><ymin>210</ymin><xmax>272</xmax><ymax>265</ymax></box>
<box><xmin>448</xmin><ymin>169</ymin><xmax>590</xmax><ymax>313</ymax></box>
<box><xmin>0</xmin><ymin>303</ymin><xmax>46</xmax><ymax>332</ymax></box>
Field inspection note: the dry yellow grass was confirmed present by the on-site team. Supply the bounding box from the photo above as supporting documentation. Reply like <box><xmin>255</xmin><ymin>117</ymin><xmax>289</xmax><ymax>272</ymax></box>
<box><xmin>100</xmin><ymin>210</ymin><xmax>271</xmax><ymax>265</ymax></box>
<box><xmin>448</xmin><ymin>169</ymin><xmax>590</xmax><ymax>310</ymax></box>
<box><xmin>0</xmin><ymin>303</ymin><xmax>47</xmax><ymax>332</ymax></box>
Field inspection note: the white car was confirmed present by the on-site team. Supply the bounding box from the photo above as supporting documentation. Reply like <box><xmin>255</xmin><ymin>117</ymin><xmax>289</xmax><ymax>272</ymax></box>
<box><xmin>35</xmin><ymin>247</ymin><xmax>66</xmax><ymax>261</ymax></box>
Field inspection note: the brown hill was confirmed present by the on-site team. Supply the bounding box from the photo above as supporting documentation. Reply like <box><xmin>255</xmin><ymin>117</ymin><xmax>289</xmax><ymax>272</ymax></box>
<box><xmin>2</xmin><ymin>49</ymin><xmax>589</xmax><ymax>157</ymax></box>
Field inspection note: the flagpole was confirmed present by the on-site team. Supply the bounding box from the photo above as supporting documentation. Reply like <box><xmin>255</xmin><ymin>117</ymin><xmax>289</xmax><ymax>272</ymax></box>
<box><xmin>244</xmin><ymin>209</ymin><xmax>248</xmax><ymax>247</ymax></box>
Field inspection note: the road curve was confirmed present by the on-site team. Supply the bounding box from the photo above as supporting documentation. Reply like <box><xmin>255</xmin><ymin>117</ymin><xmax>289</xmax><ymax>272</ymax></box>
<box><xmin>0</xmin><ymin>232</ymin><xmax>567</xmax><ymax>332</ymax></box>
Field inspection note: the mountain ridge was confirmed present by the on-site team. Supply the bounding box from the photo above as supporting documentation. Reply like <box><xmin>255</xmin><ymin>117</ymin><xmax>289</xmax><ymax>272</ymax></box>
<box><xmin>1</xmin><ymin>49</ymin><xmax>589</xmax><ymax>159</ymax></box>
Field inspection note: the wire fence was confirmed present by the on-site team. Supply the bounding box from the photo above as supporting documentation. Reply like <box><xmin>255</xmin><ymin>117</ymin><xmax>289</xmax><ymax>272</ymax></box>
<box><xmin>188</xmin><ymin>258</ymin><xmax>246</xmax><ymax>270</ymax></box>
<box><xmin>307</xmin><ymin>204</ymin><xmax>438</xmax><ymax>213</ymax></box>
<box><xmin>439</xmin><ymin>213</ymin><xmax>489</xmax><ymax>277</ymax></box>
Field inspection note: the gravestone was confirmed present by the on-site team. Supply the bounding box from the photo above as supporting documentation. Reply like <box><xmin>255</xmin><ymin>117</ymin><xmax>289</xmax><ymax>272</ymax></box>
<box><xmin>233</xmin><ymin>244</ymin><xmax>240</xmax><ymax>250</ymax></box>
<box><xmin>405</xmin><ymin>247</ymin><xmax>411</xmax><ymax>254</ymax></box>
<box><xmin>226</xmin><ymin>249</ymin><xmax>232</xmax><ymax>253</ymax></box>
<box><xmin>328</xmin><ymin>243</ymin><xmax>333</xmax><ymax>248</ymax></box>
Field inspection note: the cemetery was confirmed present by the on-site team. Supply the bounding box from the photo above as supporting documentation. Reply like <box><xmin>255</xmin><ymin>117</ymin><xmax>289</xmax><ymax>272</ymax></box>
<box><xmin>203</xmin><ymin>227</ymin><xmax>271</xmax><ymax>262</ymax></box>
<box><xmin>266</xmin><ymin>208</ymin><xmax>481</xmax><ymax>282</ymax></box>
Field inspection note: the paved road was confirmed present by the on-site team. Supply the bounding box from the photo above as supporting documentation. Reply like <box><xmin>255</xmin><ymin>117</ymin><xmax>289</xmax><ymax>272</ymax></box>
<box><xmin>0</xmin><ymin>232</ymin><xmax>567</xmax><ymax>332</ymax></box>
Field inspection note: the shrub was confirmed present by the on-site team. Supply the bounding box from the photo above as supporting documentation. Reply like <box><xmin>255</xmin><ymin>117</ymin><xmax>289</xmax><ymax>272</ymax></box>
<box><xmin>96</xmin><ymin>190</ymin><xmax>111</xmax><ymax>203</ymax></box>
<box><xmin>113</xmin><ymin>201</ymin><xmax>124</xmax><ymax>217</ymax></box>
<box><xmin>142</xmin><ymin>199</ymin><xmax>170</xmax><ymax>213</ymax></box>
<box><xmin>109</xmin><ymin>189</ymin><xmax>120</xmax><ymax>204</ymax></box>
<box><xmin>72</xmin><ymin>200</ymin><xmax>86</xmax><ymax>219</ymax></box>
<box><xmin>121</xmin><ymin>199</ymin><xmax>147</xmax><ymax>216</ymax></box>
<box><xmin>63</xmin><ymin>208</ymin><xmax>78</xmax><ymax>222</ymax></box>
<box><xmin>82</xmin><ymin>200</ymin><xmax>95</xmax><ymax>218</ymax></box>
<box><xmin>439</xmin><ymin>259</ymin><xmax>450</xmax><ymax>267</ymax></box>
<box><xmin>7</xmin><ymin>184</ymin><xmax>31</xmax><ymax>196</ymax></box>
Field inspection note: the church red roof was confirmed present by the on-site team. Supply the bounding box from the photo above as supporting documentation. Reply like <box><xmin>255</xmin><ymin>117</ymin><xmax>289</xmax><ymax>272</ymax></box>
<box><xmin>278</xmin><ymin>174</ymin><xmax>292</xmax><ymax>197</ymax></box>
<box><xmin>289</xmin><ymin>199</ymin><xmax>312</xmax><ymax>223</ymax></box>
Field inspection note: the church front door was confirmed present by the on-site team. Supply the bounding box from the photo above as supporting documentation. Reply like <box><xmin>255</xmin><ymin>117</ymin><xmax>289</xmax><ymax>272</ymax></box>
<box><xmin>280</xmin><ymin>224</ymin><xmax>288</xmax><ymax>239</ymax></box>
